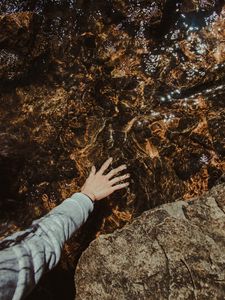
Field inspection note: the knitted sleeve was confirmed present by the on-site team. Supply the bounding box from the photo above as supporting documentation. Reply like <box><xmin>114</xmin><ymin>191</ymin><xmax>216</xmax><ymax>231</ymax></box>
<box><xmin>0</xmin><ymin>192</ymin><xmax>94</xmax><ymax>300</ymax></box>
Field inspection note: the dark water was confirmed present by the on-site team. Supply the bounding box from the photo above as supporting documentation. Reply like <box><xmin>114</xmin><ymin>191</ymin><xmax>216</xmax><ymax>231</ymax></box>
<box><xmin>0</xmin><ymin>0</ymin><xmax>224</xmax><ymax>299</ymax></box>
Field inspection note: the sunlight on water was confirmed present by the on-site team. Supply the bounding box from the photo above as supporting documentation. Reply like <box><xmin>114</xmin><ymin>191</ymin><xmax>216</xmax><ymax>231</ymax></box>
<box><xmin>0</xmin><ymin>1</ymin><xmax>224</xmax><ymax>298</ymax></box>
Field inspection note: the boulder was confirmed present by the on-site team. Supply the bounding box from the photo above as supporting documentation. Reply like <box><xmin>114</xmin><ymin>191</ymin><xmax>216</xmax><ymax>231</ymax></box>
<box><xmin>75</xmin><ymin>183</ymin><xmax>225</xmax><ymax>299</ymax></box>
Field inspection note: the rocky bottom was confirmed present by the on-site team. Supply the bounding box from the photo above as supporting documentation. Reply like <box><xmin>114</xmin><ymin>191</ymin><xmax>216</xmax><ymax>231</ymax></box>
<box><xmin>0</xmin><ymin>1</ymin><xmax>224</xmax><ymax>299</ymax></box>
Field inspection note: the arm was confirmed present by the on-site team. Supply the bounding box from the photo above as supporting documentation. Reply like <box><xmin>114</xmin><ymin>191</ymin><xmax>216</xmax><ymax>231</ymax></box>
<box><xmin>0</xmin><ymin>157</ymin><xmax>130</xmax><ymax>300</ymax></box>
<box><xmin>0</xmin><ymin>192</ymin><xmax>94</xmax><ymax>300</ymax></box>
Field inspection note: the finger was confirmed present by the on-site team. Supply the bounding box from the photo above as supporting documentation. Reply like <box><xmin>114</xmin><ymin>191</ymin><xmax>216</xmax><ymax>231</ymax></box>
<box><xmin>88</xmin><ymin>165</ymin><xmax>96</xmax><ymax>177</ymax></box>
<box><xmin>106</xmin><ymin>164</ymin><xmax>127</xmax><ymax>179</ymax></box>
<box><xmin>109</xmin><ymin>173</ymin><xmax>130</xmax><ymax>185</ymax></box>
<box><xmin>91</xmin><ymin>165</ymin><xmax>96</xmax><ymax>174</ymax></box>
<box><xmin>112</xmin><ymin>181</ymin><xmax>129</xmax><ymax>191</ymax></box>
<box><xmin>98</xmin><ymin>157</ymin><xmax>113</xmax><ymax>174</ymax></box>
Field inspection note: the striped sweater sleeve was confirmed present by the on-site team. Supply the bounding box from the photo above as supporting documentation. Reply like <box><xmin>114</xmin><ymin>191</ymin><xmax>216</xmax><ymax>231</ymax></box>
<box><xmin>0</xmin><ymin>192</ymin><xmax>94</xmax><ymax>300</ymax></box>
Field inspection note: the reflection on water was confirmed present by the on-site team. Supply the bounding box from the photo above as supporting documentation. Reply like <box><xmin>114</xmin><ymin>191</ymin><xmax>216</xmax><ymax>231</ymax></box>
<box><xmin>0</xmin><ymin>0</ymin><xmax>224</xmax><ymax>299</ymax></box>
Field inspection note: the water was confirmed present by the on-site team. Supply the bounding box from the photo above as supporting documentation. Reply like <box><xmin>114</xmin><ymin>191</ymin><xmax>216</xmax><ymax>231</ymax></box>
<box><xmin>0</xmin><ymin>1</ymin><xmax>224</xmax><ymax>299</ymax></box>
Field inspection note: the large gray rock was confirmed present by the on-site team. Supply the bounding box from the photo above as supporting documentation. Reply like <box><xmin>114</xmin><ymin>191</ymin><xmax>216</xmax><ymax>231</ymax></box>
<box><xmin>75</xmin><ymin>183</ymin><xmax>225</xmax><ymax>299</ymax></box>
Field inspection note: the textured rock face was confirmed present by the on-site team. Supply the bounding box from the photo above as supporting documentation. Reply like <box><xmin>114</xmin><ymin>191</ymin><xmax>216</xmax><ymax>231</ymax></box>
<box><xmin>75</xmin><ymin>183</ymin><xmax>225</xmax><ymax>299</ymax></box>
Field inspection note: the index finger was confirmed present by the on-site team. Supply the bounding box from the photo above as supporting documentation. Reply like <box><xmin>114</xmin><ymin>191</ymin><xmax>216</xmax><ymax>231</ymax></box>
<box><xmin>98</xmin><ymin>157</ymin><xmax>113</xmax><ymax>174</ymax></box>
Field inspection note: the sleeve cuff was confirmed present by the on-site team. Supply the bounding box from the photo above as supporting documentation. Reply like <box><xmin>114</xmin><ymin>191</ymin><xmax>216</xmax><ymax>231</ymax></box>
<box><xmin>48</xmin><ymin>192</ymin><xmax>94</xmax><ymax>225</ymax></box>
<box><xmin>70</xmin><ymin>192</ymin><xmax>95</xmax><ymax>207</ymax></box>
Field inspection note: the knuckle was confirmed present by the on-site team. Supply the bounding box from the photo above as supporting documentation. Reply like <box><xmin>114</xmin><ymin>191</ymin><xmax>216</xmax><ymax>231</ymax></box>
<box><xmin>111</xmin><ymin>170</ymin><xmax>116</xmax><ymax>176</ymax></box>
<box><xmin>110</xmin><ymin>179</ymin><xmax>115</xmax><ymax>185</ymax></box>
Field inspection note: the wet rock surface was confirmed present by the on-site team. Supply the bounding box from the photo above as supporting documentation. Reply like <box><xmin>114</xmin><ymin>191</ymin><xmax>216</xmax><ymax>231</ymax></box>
<box><xmin>75</xmin><ymin>183</ymin><xmax>225</xmax><ymax>300</ymax></box>
<box><xmin>0</xmin><ymin>1</ymin><xmax>224</xmax><ymax>299</ymax></box>
<box><xmin>0</xmin><ymin>12</ymin><xmax>46</xmax><ymax>81</ymax></box>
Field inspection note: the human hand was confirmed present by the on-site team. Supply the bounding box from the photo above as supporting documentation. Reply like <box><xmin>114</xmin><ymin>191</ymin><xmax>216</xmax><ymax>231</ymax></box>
<box><xmin>80</xmin><ymin>157</ymin><xmax>130</xmax><ymax>202</ymax></box>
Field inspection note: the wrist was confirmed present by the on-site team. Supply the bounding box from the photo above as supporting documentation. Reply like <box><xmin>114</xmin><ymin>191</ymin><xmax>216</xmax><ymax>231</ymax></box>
<box><xmin>80</xmin><ymin>190</ymin><xmax>96</xmax><ymax>203</ymax></box>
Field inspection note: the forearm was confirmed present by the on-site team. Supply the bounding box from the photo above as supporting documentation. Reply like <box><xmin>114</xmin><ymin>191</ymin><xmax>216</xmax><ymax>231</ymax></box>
<box><xmin>0</xmin><ymin>192</ymin><xmax>94</xmax><ymax>300</ymax></box>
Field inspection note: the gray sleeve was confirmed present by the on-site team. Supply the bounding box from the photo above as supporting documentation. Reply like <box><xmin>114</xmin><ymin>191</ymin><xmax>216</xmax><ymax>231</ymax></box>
<box><xmin>0</xmin><ymin>192</ymin><xmax>94</xmax><ymax>300</ymax></box>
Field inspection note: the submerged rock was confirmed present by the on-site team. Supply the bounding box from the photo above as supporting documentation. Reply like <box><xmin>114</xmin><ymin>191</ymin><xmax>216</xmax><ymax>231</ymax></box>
<box><xmin>75</xmin><ymin>183</ymin><xmax>225</xmax><ymax>300</ymax></box>
<box><xmin>180</xmin><ymin>0</ymin><xmax>218</xmax><ymax>13</ymax></box>
<box><xmin>0</xmin><ymin>1</ymin><xmax>224</xmax><ymax>299</ymax></box>
<box><xmin>0</xmin><ymin>0</ymin><xmax>224</xmax><ymax>261</ymax></box>
<box><xmin>0</xmin><ymin>12</ymin><xmax>37</xmax><ymax>49</ymax></box>
<box><xmin>112</xmin><ymin>0</ymin><xmax>166</xmax><ymax>26</ymax></box>
<box><xmin>0</xmin><ymin>11</ymin><xmax>47</xmax><ymax>81</ymax></box>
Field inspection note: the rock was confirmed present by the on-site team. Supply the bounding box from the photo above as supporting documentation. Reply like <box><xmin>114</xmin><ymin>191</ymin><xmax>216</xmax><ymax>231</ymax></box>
<box><xmin>0</xmin><ymin>11</ymin><xmax>47</xmax><ymax>81</ymax></box>
<box><xmin>180</xmin><ymin>0</ymin><xmax>218</xmax><ymax>13</ymax></box>
<box><xmin>0</xmin><ymin>12</ymin><xmax>38</xmax><ymax>50</ymax></box>
<box><xmin>142</xmin><ymin>7</ymin><xmax>225</xmax><ymax>91</ymax></box>
<box><xmin>0</xmin><ymin>49</ymin><xmax>25</xmax><ymax>81</ymax></box>
<box><xmin>75</xmin><ymin>183</ymin><xmax>225</xmax><ymax>300</ymax></box>
<box><xmin>112</xmin><ymin>0</ymin><xmax>166</xmax><ymax>26</ymax></box>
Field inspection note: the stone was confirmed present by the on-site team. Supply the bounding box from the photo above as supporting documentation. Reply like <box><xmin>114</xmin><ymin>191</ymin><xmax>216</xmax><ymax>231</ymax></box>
<box><xmin>0</xmin><ymin>11</ymin><xmax>47</xmax><ymax>81</ymax></box>
<box><xmin>75</xmin><ymin>183</ymin><xmax>225</xmax><ymax>300</ymax></box>
<box><xmin>0</xmin><ymin>12</ymin><xmax>38</xmax><ymax>50</ymax></box>
<box><xmin>180</xmin><ymin>0</ymin><xmax>218</xmax><ymax>13</ymax></box>
<box><xmin>112</xmin><ymin>0</ymin><xmax>166</xmax><ymax>26</ymax></box>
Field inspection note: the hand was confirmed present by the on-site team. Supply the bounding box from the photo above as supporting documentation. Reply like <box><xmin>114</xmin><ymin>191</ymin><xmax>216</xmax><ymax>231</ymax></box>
<box><xmin>80</xmin><ymin>157</ymin><xmax>130</xmax><ymax>201</ymax></box>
